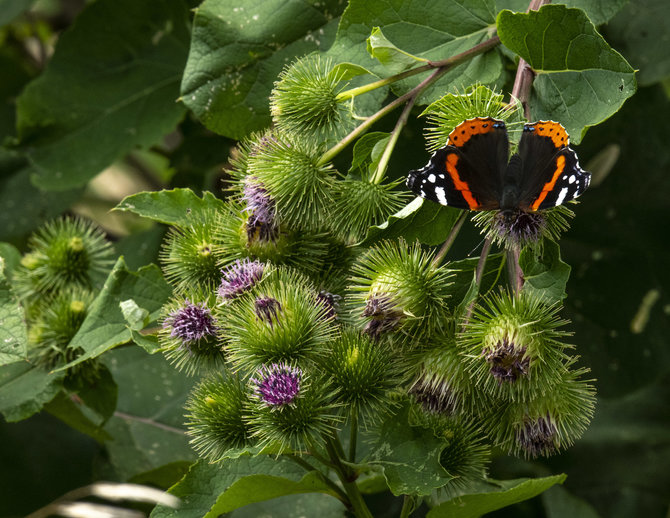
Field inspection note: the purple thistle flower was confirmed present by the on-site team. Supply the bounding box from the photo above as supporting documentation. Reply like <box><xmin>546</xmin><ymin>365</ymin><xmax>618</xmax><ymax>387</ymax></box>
<box><xmin>484</xmin><ymin>337</ymin><xmax>531</xmax><ymax>384</ymax></box>
<box><xmin>251</xmin><ymin>363</ymin><xmax>302</xmax><ymax>406</ymax></box>
<box><xmin>164</xmin><ymin>300</ymin><xmax>217</xmax><ymax>344</ymax></box>
<box><xmin>516</xmin><ymin>414</ymin><xmax>558</xmax><ymax>458</ymax></box>
<box><xmin>363</xmin><ymin>294</ymin><xmax>401</xmax><ymax>339</ymax></box>
<box><xmin>243</xmin><ymin>177</ymin><xmax>276</xmax><ymax>226</ymax></box>
<box><xmin>410</xmin><ymin>377</ymin><xmax>459</xmax><ymax>415</ymax></box>
<box><xmin>494</xmin><ymin>210</ymin><xmax>546</xmax><ymax>247</ymax></box>
<box><xmin>218</xmin><ymin>259</ymin><xmax>265</xmax><ymax>300</ymax></box>
<box><xmin>316</xmin><ymin>290</ymin><xmax>341</xmax><ymax>320</ymax></box>
<box><xmin>243</xmin><ymin>177</ymin><xmax>279</xmax><ymax>243</ymax></box>
<box><xmin>255</xmin><ymin>296</ymin><xmax>282</xmax><ymax>326</ymax></box>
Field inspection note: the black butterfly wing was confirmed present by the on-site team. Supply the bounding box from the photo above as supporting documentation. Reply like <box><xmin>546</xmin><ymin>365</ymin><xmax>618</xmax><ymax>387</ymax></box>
<box><xmin>516</xmin><ymin>121</ymin><xmax>591</xmax><ymax>211</ymax></box>
<box><xmin>406</xmin><ymin>117</ymin><xmax>509</xmax><ymax>211</ymax></box>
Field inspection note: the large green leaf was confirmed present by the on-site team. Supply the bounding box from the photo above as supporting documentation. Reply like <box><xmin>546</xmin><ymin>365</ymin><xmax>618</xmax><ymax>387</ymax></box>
<box><xmin>494</xmin><ymin>0</ymin><xmax>628</xmax><ymax>26</ymax></box>
<box><xmin>0</xmin><ymin>0</ymin><xmax>36</xmax><ymax>26</ymax></box>
<box><xmin>0</xmin><ymin>150</ymin><xmax>81</xmax><ymax>241</ymax></box>
<box><xmin>606</xmin><ymin>0</ymin><xmax>670</xmax><ymax>86</ymax></box>
<box><xmin>0</xmin><ymin>361</ymin><xmax>64</xmax><ymax>422</ymax></box>
<box><xmin>115</xmin><ymin>188</ymin><xmax>225</xmax><ymax>227</ymax></box>
<box><xmin>230</xmin><ymin>492</ymin><xmax>346</xmax><ymax>518</ymax></box>
<box><xmin>520</xmin><ymin>238</ymin><xmax>571</xmax><ymax>304</ymax></box>
<box><xmin>100</xmin><ymin>346</ymin><xmax>197</xmax><ymax>482</ymax></box>
<box><xmin>180</xmin><ymin>0</ymin><xmax>346</xmax><ymax>139</ymax></box>
<box><xmin>58</xmin><ymin>258</ymin><xmax>172</xmax><ymax>371</ymax></box>
<box><xmin>496</xmin><ymin>5</ymin><xmax>636</xmax><ymax>143</ymax></box>
<box><xmin>427</xmin><ymin>475</ymin><xmax>566</xmax><ymax>517</ymax></box>
<box><xmin>366</xmin><ymin>405</ymin><xmax>452</xmax><ymax>496</ymax></box>
<box><xmin>329</xmin><ymin>0</ymin><xmax>501</xmax><ymax>104</ymax></box>
<box><xmin>364</xmin><ymin>198</ymin><xmax>462</xmax><ymax>246</ymax></box>
<box><xmin>151</xmin><ymin>457</ymin><xmax>339</xmax><ymax>518</ymax></box>
<box><xmin>0</xmin><ymin>266</ymin><xmax>27</xmax><ymax>365</ymax></box>
<box><xmin>16</xmin><ymin>0</ymin><xmax>191</xmax><ymax>190</ymax></box>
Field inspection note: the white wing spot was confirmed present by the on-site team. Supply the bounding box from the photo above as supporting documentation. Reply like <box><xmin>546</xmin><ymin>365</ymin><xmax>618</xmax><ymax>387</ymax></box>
<box><xmin>435</xmin><ymin>186</ymin><xmax>447</xmax><ymax>205</ymax></box>
<box><xmin>428</xmin><ymin>174</ymin><xmax>436</xmax><ymax>183</ymax></box>
<box><xmin>555</xmin><ymin>187</ymin><xmax>569</xmax><ymax>205</ymax></box>
<box><xmin>568</xmin><ymin>175</ymin><xmax>576</xmax><ymax>184</ymax></box>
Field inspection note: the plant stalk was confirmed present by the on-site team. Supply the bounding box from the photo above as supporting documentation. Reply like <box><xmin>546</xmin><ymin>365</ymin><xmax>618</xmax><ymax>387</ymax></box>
<box><xmin>317</xmin><ymin>35</ymin><xmax>501</xmax><ymax>167</ymax></box>
<box><xmin>325</xmin><ymin>438</ymin><xmax>373</xmax><ymax>518</ymax></box>
<box><xmin>284</xmin><ymin>454</ymin><xmax>349</xmax><ymax>504</ymax></box>
<box><xmin>399</xmin><ymin>494</ymin><xmax>417</xmax><ymax>518</ymax></box>
<box><xmin>349</xmin><ymin>406</ymin><xmax>359</xmax><ymax>463</ymax></box>
<box><xmin>431</xmin><ymin>211</ymin><xmax>468</xmax><ymax>267</ymax></box>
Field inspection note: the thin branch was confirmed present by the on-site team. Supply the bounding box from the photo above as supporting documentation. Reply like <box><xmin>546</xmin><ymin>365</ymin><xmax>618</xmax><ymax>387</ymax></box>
<box><xmin>284</xmin><ymin>454</ymin><xmax>349</xmax><ymax>504</ymax></box>
<box><xmin>432</xmin><ymin>211</ymin><xmax>468</xmax><ymax>267</ymax></box>
<box><xmin>317</xmin><ymin>35</ymin><xmax>501</xmax><ymax>167</ymax></box>
<box><xmin>113</xmin><ymin>411</ymin><xmax>186</xmax><ymax>435</ymax></box>
<box><xmin>510</xmin><ymin>0</ymin><xmax>551</xmax><ymax>119</ymax></box>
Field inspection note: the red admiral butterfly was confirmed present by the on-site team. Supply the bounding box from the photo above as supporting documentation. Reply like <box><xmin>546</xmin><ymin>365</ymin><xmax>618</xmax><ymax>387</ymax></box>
<box><xmin>407</xmin><ymin>117</ymin><xmax>590</xmax><ymax>212</ymax></box>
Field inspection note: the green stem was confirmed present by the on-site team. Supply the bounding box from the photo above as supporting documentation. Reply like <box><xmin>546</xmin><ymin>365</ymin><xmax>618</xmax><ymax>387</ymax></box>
<box><xmin>284</xmin><ymin>454</ymin><xmax>349</xmax><ymax>504</ymax></box>
<box><xmin>371</xmin><ymin>83</ymin><xmax>418</xmax><ymax>184</ymax></box>
<box><xmin>431</xmin><ymin>211</ymin><xmax>468</xmax><ymax>267</ymax></box>
<box><xmin>349</xmin><ymin>406</ymin><xmax>359</xmax><ymax>463</ymax></box>
<box><xmin>337</xmin><ymin>64</ymin><xmax>433</xmax><ymax>101</ymax></box>
<box><xmin>317</xmin><ymin>34</ymin><xmax>501</xmax><ymax>167</ymax></box>
<box><xmin>507</xmin><ymin>245</ymin><xmax>524</xmax><ymax>294</ymax></box>
<box><xmin>325</xmin><ymin>438</ymin><xmax>373</xmax><ymax>518</ymax></box>
<box><xmin>307</xmin><ymin>443</ymin><xmax>339</xmax><ymax>471</ymax></box>
<box><xmin>463</xmin><ymin>236</ymin><xmax>493</xmax><ymax>326</ymax></box>
<box><xmin>399</xmin><ymin>495</ymin><xmax>417</xmax><ymax>518</ymax></box>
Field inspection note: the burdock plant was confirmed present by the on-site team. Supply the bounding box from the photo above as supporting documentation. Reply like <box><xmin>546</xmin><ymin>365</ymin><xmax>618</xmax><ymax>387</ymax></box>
<box><xmin>143</xmin><ymin>61</ymin><xmax>598</xmax><ymax>518</ymax></box>
<box><xmin>15</xmin><ymin>13</ymin><xmax>610</xmax><ymax>517</ymax></box>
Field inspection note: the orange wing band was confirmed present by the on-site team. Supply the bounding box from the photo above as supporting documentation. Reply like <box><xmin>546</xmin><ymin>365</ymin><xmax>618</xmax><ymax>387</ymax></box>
<box><xmin>530</xmin><ymin>155</ymin><xmax>566</xmax><ymax>211</ymax></box>
<box><xmin>445</xmin><ymin>153</ymin><xmax>479</xmax><ymax>210</ymax></box>
<box><xmin>530</xmin><ymin>121</ymin><xmax>569</xmax><ymax>148</ymax></box>
<box><xmin>448</xmin><ymin>117</ymin><xmax>499</xmax><ymax>148</ymax></box>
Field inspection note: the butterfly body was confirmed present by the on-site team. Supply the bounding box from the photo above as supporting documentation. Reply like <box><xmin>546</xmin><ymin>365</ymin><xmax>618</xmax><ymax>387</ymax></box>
<box><xmin>407</xmin><ymin>117</ymin><xmax>591</xmax><ymax>212</ymax></box>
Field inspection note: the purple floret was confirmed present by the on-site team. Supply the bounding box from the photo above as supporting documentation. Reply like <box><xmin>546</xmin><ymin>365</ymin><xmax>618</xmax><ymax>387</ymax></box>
<box><xmin>218</xmin><ymin>259</ymin><xmax>265</xmax><ymax>300</ymax></box>
<box><xmin>164</xmin><ymin>300</ymin><xmax>217</xmax><ymax>344</ymax></box>
<box><xmin>251</xmin><ymin>363</ymin><xmax>302</xmax><ymax>406</ymax></box>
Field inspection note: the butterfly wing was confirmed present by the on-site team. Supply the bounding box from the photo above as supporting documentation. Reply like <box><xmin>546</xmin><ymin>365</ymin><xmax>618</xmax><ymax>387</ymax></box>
<box><xmin>407</xmin><ymin>117</ymin><xmax>509</xmax><ymax>211</ymax></box>
<box><xmin>516</xmin><ymin>121</ymin><xmax>591</xmax><ymax>211</ymax></box>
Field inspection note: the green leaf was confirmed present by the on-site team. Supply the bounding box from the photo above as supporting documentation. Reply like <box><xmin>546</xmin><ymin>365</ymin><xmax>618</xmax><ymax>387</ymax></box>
<box><xmin>0</xmin><ymin>149</ymin><xmax>81</xmax><ymax>241</ymax></box>
<box><xmin>0</xmin><ymin>0</ymin><xmax>36</xmax><ymax>26</ymax></box>
<box><xmin>363</xmin><ymin>197</ymin><xmax>461</xmax><ymax>246</ymax></box>
<box><xmin>494</xmin><ymin>0</ymin><xmax>628</xmax><ymax>26</ymax></box>
<box><xmin>115</xmin><ymin>188</ymin><xmax>224</xmax><ymax>227</ymax></box>
<box><xmin>0</xmin><ymin>267</ymin><xmax>27</xmax><ymax>365</ymax></box>
<box><xmin>348</xmin><ymin>131</ymin><xmax>390</xmax><ymax>180</ymax></box>
<box><xmin>16</xmin><ymin>0</ymin><xmax>191</xmax><ymax>190</ymax></box>
<box><xmin>520</xmin><ymin>239</ymin><xmax>571</xmax><ymax>304</ymax></box>
<box><xmin>181</xmin><ymin>0</ymin><xmax>345</xmax><ymax>139</ymax></box>
<box><xmin>151</xmin><ymin>457</ymin><xmax>339</xmax><ymax>517</ymax></box>
<box><xmin>65</xmin><ymin>364</ymin><xmax>118</xmax><ymax>422</ymax></box>
<box><xmin>58</xmin><ymin>258</ymin><xmax>172</xmax><ymax>371</ymax></box>
<box><xmin>230</xmin><ymin>492</ymin><xmax>346</xmax><ymax>518</ymax></box>
<box><xmin>330</xmin><ymin>0</ymin><xmax>501</xmax><ymax>104</ymax></box>
<box><xmin>101</xmin><ymin>346</ymin><xmax>196</xmax><ymax>481</ymax></box>
<box><xmin>366</xmin><ymin>404</ymin><xmax>452</xmax><ymax>496</ymax></box>
<box><xmin>0</xmin><ymin>242</ymin><xmax>21</xmax><ymax>279</ymax></box>
<box><xmin>427</xmin><ymin>475</ymin><xmax>567</xmax><ymax>517</ymax></box>
<box><xmin>606</xmin><ymin>0</ymin><xmax>670</xmax><ymax>86</ymax></box>
<box><xmin>367</xmin><ymin>26</ymin><xmax>427</xmax><ymax>72</ymax></box>
<box><xmin>43</xmin><ymin>391</ymin><xmax>113</xmax><ymax>442</ymax></box>
<box><xmin>121</xmin><ymin>299</ymin><xmax>151</xmax><ymax>332</ymax></box>
<box><xmin>0</xmin><ymin>361</ymin><xmax>64</xmax><ymax>421</ymax></box>
<box><xmin>496</xmin><ymin>5</ymin><xmax>636</xmax><ymax>143</ymax></box>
